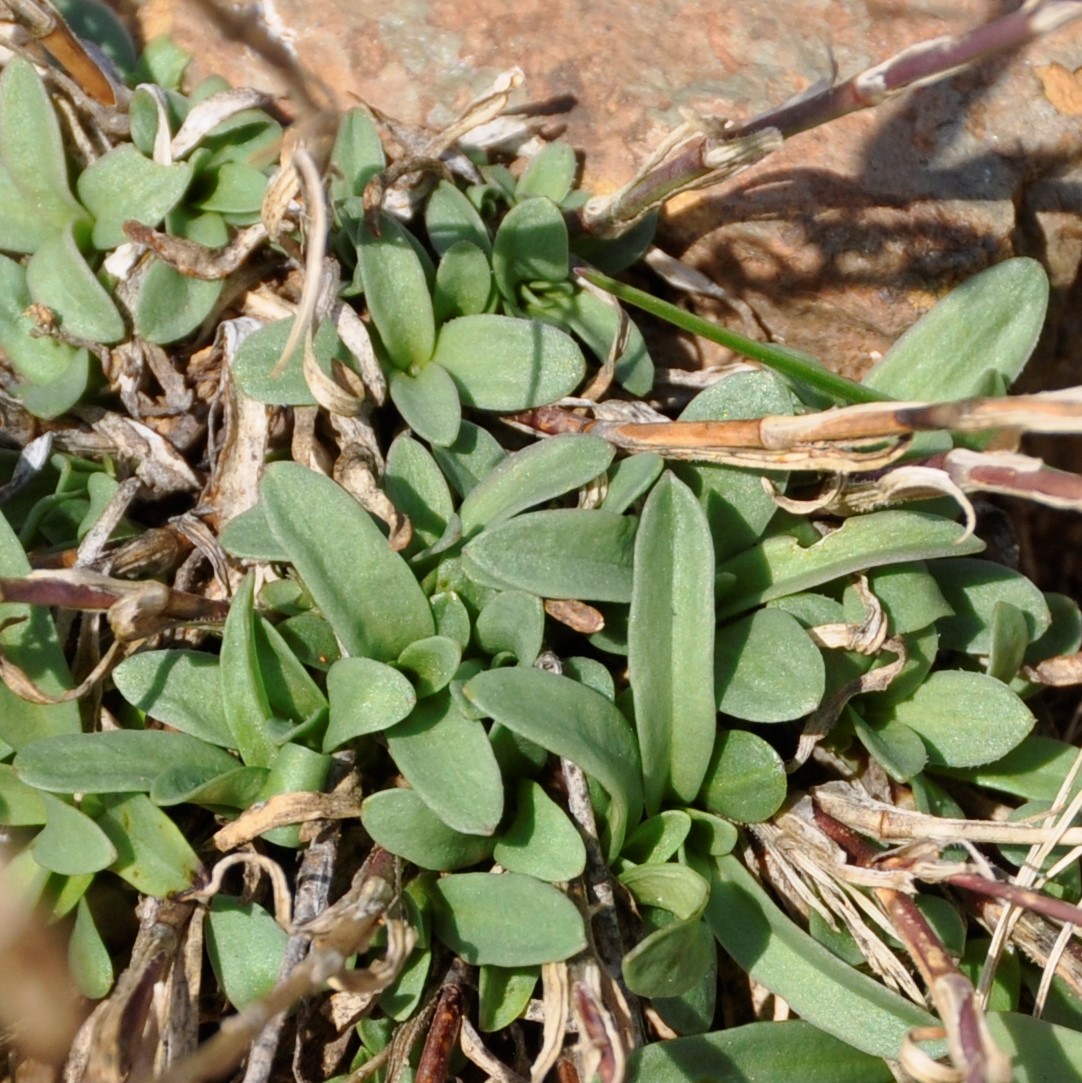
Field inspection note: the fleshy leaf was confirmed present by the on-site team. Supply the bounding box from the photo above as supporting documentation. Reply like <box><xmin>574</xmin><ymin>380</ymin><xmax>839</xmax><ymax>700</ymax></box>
<box><xmin>478</xmin><ymin>965</ymin><xmax>539</xmax><ymax>1032</ymax></box>
<box><xmin>716</xmin><ymin>511</ymin><xmax>984</xmax><ymax>620</ymax></box>
<box><xmin>397</xmin><ymin>636</ymin><xmax>462</xmax><ymax>698</ymax></box>
<box><xmin>626</xmin><ymin>1021</ymin><xmax>895</xmax><ymax>1083</ymax></box>
<box><xmin>463</xmin><ymin>508</ymin><xmax>636</xmax><ymax>602</ymax></box>
<box><xmin>13</xmin><ymin>731</ymin><xmax>239</xmax><ymax>794</ymax></box>
<box><xmin>205</xmin><ymin>896</ymin><xmax>288</xmax><ymax>1008</ymax></box>
<box><xmin>261</xmin><ymin>462</ymin><xmax>434</xmax><ymax>661</ymax></box>
<box><xmin>70</xmin><ymin>898</ymin><xmax>113</xmax><ymax>1000</ymax></box>
<box><xmin>431</xmin><ymin>872</ymin><xmax>586</xmax><ymax>966</ymax></box>
<box><xmin>620</xmin><ymin>811</ymin><xmax>692</xmax><ymax>867</ymax></box>
<box><xmin>864</xmin><ymin>258</ymin><xmax>1048</xmax><ymax>399</ymax></box>
<box><xmin>361</xmin><ymin>787</ymin><xmax>495</xmax><ymax>870</ymax></box>
<box><xmin>630</xmin><ymin>473</ymin><xmax>716</xmax><ymax>812</ymax></box>
<box><xmin>94</xmin><ymin>792</ymin><xmax>202</xmax><ymax>896</ymax></box>
<box><xmin>870</xmin><ymin>670</ymin><xmax>1034</xmax><ymax>767</ymax></box>
<box><xmin>464</xmin><ymin>668</ymin><xmax>642</xmax><ymax>858</ymax></box>
<box><xmin>708</xmin><ymin>854</ymin><xmax>934</xmax><ymax>1059</ymax></box>
<box><xmin>113</xmin><ymin>650</ymin><xmax>232</xmax><ymax>746</ymax></box>
<box><xmin>26</xmin><ymin>223</ymin><xmax>125</xmax><ymax>343</ymax></box>
<box><xmin>324</xmin><ymin>657</ymin><xmax>417</xmax><ymax>749</ymax></box>
<box><xmin>77</xmin><ymin>144</ymin><xmax>193</xmax><ymax>250</ymax></box>
<box><xmin>356</xmin><ymin>212</ymin><xmax>435</xmax><ymax>370</ymax></box>
<box><xmin>699</xmin><ymin>728</ymin><xmax>786</xmax><ymax>822</ymax></box>
<box><xmin>384</xmin><ymin>433</ymin><xmax>455</xmax><ymax>556</ymax></box>
<box><xmin>385</xmin><ymin>691</ymin><xmax>504</xmax><ymax>835</ymax></box>
<box><xmin>475</xmin><ymin>591</ymin><xmax>544</xmax><ymax>667</ymax></box>
<box><xmin>493</xmin><ymin>779</ymin><xmax>586</xmax><ymax>881</ymax></box>
<box><xmin>459</xmin><ymin>433</ymin><xmax>614</xmax><ymax>538</ymax></box>
<box><xmin>434</xmin><ymin>240</ymin><xmax>494</xmax><ymax>320</ymax></box>
<box><xmin>715</xmin><ymin>608</ymin><xmax>825</xmax><ymax>722</ymax></box>
<box><xmin>30</xmin><ymin>794</ymin><xmax>117</xmax><ymax>875</ymax></box>
<box><xmin>0</xmin><ymin>58</ymin><xmax>86</xmax><ymax>253</ymax></box>
<box><xmin>432</xmin><ymin>315</ymin><xmax>586</xmax><ymax>410</ymax></box>
<box><xmin>425</xmin><ymin>179</ymin><xmax>492</xmax><ymax>257</ymax></box>
<box><xmin>431</xmin><ymin>419</ymin><xmax>507</xmax><ymax>498</ymax></box>
<box><xmin>389</xmin><ymin>363</ymin><xmax>462</xmax><ymax>446</ymax></box>
<box><xmin>231</xmin><ymin>318</ymin><xmax>352</xmax><ymax>406</ymax></box>
<box><xmin>491</xmin><ymin>197</ymin><xmax>569</xmax><ymax>299</ymax></box>
<box><xmin>930</xmin><ymin>557</ymin><xmax>1051</xmax><ymax>654</ymax></box>
<box><xmin>329</xmin><ymin>108</ymin><xmax>385</xmax><ymax>204</ymax></box>
<box><xmin>515</xmin><ymin>143</ymin><xmax>577</xmax><ymax>203</ymax></box>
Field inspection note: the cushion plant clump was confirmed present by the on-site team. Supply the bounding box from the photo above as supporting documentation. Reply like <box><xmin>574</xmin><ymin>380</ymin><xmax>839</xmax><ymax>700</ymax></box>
<box><xmin>3</xmin><ymin>4</ymin><xmax>1082</xmax><ymax>1082</ymax></box>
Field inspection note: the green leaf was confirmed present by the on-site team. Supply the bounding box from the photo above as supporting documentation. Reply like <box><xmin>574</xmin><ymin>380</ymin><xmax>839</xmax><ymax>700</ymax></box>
<box><xmin>77</xmin><ymin>144</ymin><xmax>193</xmax><ymax>250</ymax></box>
<box><xmin>14</xmin><ymin>731</ymin><xmax>239</xmax><ymax>793</ymax></box>
<box><xmin>219</xmin><ymin>503</ymin><xmax>286</xmax><ymax>561</ymax></box>
<box><xmin>431</xmin><ymin>591</ymin><xmax>471</xmax><ymax>649</ymax></box>
<box><xmin>621</xmin><ymin>811</ymin><xmax>692</xmax><ymax>866</ymax></box>
<box><xmin>531</xmin><ymin>285</ymin><xmax>655</xmax><ymax>395</ymax></box>
<box><xmin>325</xmin><ymin>656</ymin><xmax>417</xmax><ymax>750</ymax></box>
<box><xmin>0</xmin><ymin>509</ymin><xmax>79</xmax><ymax>748</ymax></box>
<box><xmin>464</xmin><ymin>668</ymin><xmax>642</xmax><ymax>858</ymax></box>
<box><xmin>842</xmin><ymin>561</ymin><xmax>951</xmax><ymax>635</ymax></box>
<box><xmin>601</xmin><ymin>453</ymin><xmax>665</xmax><ymax>514</ymax></box>
<box><xmin>357</xmin><ymin>213</ymin><xmax>435</xmax><ymax>370</ymax></box>
<box><xmin>431</xmin><ymin>872</ymin><xmax>586</xmax><ymax>966</ymax></box>
<box><xmin>626</xmin><ymin>1020</ymin><xmax>895</xmax><ymax>1083</ymax></box>
<box><xmin>26</xmin><ymin>223</ymin><xmax>125</xmax><ymax>343</ymax></box>
<box><xmin>389</xmin><ymin>363</ymin><xmax>462</xmax><ymax>446</ymax></box>
<box><xmin>431</xmin><ymin>419</ymin><xmax>507</xmax><ymax>498</ymax></box>
<box><xmin>630</xmin><ymin>473</ymin><xmax>716</xmax><ymax>812</ymax></box>
<box><xmin>864</xmin><ymin>258</ymin><xmax>1048</xmax><ymax>399</ymax></box>
<box><xmin>69</xmin><ymin>898</ymin><xmax>113</xmax><ymax>1000</ymax></box>
<box><xmin>385</xmin><ymin>691</ymin><xmax>504</xmax><ymax>835</ymax></box>
<box><xmin>516</xmin><ymin>143</ymin><xmax>577</xmax><ymax>203</ymax></box>
<box><xmin>851</xmin><ymin>711</ymin><xmax>928</xmax><ymax>782</ymax></box>
<box><xmin>220</xmin><ymin>573</ymin><xmax>278</xmax><ymax>767</ymax></box>
<box><xmin>987</xmin><ymin>601</ymin><xmax>1030</xmax><ymax>683</ymax></box>
<box><xmin>685</xmin><ymin>809</ymin><xmax>738</xmax><ymax>856</ymax></box>
<box><xmin>700</xmin><ymin>728</ymin><xmax>786</xmax><ymax>822</ymax></box>
<box><xmin>133</xmin><ymin>210</ymin><xmax>227</xmax><ymax>343</ymax></box>
<box><xmin>650</xmin><ymin>918</ymin><xmax>717</xmax><ymax>1035</ymax></box>
<box><xmin>715</xmin><ymin>608</ymin><xmax>825</xmax><ymax>722</ymax></box>
<box><xmin>478</xmin><ymin>965</ymin><xmax>539</xmax><ymax>1031</ymax></box>
<box><xmin>205</xmin><ymin>896</ymin><xmax>288</xmax><ymax>1008</ymax></box>
<box><xmin>255</xmin><ymin>616</ymin><xmax>327</xmax><ymax>723</ymax></box>
<box><xmin>716</xmin><ymin>511</ymin><xmax>984</xmax><ymax>620</ymax></box>
<box><xmin>941</xmin><ymin>735</ymin><xmax>1082</xmax><ymax>802</ymax></box>
<box><xmin>113</xmin><ymin>650</ymin><xmax>232</xmax><ymax>746</ymax></box>
<box><xmin>261</xmin><ymin>462</ymin><xmax>434</xmax><ymax>661</ymax></box>
<box><xmin>30</xmin><ymin>794</ymin><xmax>117</xmax><ymax>875</ymax></box>
<box><xmin>329</xmin><ymin>108</ymin><xmax>385</xmax><ymax>204</ymax></box>
<box><xmin>708</xmin><ymin>854</ymin><xmax>934</xmax><ymax>1059</ymax></box>
<box><xmin>475</xmin><ymin>591</ymin><xmax>543</xmax><ymax>666</ymax></box>
<box><xmin>193</xmin><ymin>161</ymin><xmax>269</xmax><ymax>215</ymax></box>
<box><xmin>459</xmin><ymin>433</ymin><xmax>614</xmax><ymax>538</ymax></box>
<box><xmin>94</xmin><ymin>792</ymin><xmax>202</xmax><ymax>896</ymax></box>
<box><xmin>930</xmin><ymin>557</ymin><xmax>1051</xmax><ymax>654</ymax></box>
<box><xmin>623</xmin><ymin>911</ymin><xmax>712</xmax><ymax>998</ymax></box>
<box><xmin>987</xmin><ymin>1011</ymin><xmax>1082</xmax><ymax>1083</ymax></box>
<box><xmin>397</xmin><ymin>636</ymin><xmax>462</xmax><ymax>698</ymax></box>
<box><xmin>0</xmin><ymin>59</ymin><xmax>86</xmax><ymax>253</ymax></box>
<box><xmin>493</xmin><ymin>779</ymin><xmax>586</xmax><ymax>881</ymax></box>
<box><xmin>872</xmin><ymin>670</ymin><xmax>1034</xmax><ymax>767</ymax></box>
<box><xmin>425</xmin><ymin>179</ymin><xmax>492</xmax><ymax>257</ymax></box>
<box><xmin>622</xmin><ymin>862</ymin><xmax>708</xmax><ymax>920</ymax></box>
<box><xmin>432</xmin><ymin>315</ymin><xmax>586</xmax><ymax>410</ymax></box>
<box><xmin>254</xmin><ymin>741</ymin><xmax>331</xmax><ymax>847</ymax></box>
<box><xmin>463</xmin><ymin>508</ymin><xmax>636</xmax><ymax>602</ymax></box>
<box><xmin>384</xmin><ymin>433</ymin><xmax>455</xmax><ymax>556</ymax></box>
<box><xmin>0</xmin><ymin>764</ymin><xmax>46</xmax><ymax>825</ymax></box>
<box><xmin>150</xmin><ymin>764</ymin><xmax>268</xmax><ymax>809</ymax></box>
<box><xmin>492</xmin><ymin>197</ymin><xmax>569</xmax><ymax>299</ymax></box>
<box><xmin>434</xmin><ymin>240</ymin><xmax>494</xmax><ymax>320</ymax></box>
<box><xmin>361</xmin><ymin>787</ymin><xmax>495</xmax><ymax>870</ymax></box>
<box><xmin>232</xmin><ymin>317</ymin><xmax>352</xmax><ymax>406</ymax></box>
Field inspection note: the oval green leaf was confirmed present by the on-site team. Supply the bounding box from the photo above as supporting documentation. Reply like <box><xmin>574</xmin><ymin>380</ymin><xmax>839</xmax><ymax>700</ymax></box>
<box><xmin>30</xmin><ymin>794</ymin><xmax>117</xmax><ymax>875</ymax></box>
<box><xmin>493</xmin><ymin>779</ymin><xmax>586</xmax><ymax>882</ymax></box>
<box><xmin>362</xmin><ymin>787</ymin><xmax>495</xmax><ymax>871</ymax></box>
<box><xmin>325</xmin><ymin>656</ymin><xmax>417</xmax><ymax>749</ymax></box>
<box><xmin>389</xmin><ymin>363</ymin><xmax>462</xmax><ymax>447</ymax></box>
<box><xmin>699</xmin><ymin>728</ymin><xmax>786</xmax><ymax>822</ymax></box>
<box><xmin>864</xmin><ymin>258</ymin><xmax>1049</xmax><ymax>399</ymax></box>
<box><xmin>261</xmin><ymin>462</ymin><xmax>434</xmax><ymax>661</ymax></box>
<box><xmin>205</xmin><ymin>896</ymin><xmax>288</xmax><ymax>1008</ymax></box>
<box><xmin>431</xmin><ymin>872</ymin><xmax>586</xmax><ymax>966</ymax></box>
<box><xmin>464</xmin><ymin>667</ymin><xmax>642</xmax><ymax>858</ymax></box>
<box><xmin>715</xmin><ymin>608</ymin><xmax>825</xmax><ymax>722</ymax></box>
<box><xmin>872</xmin><ymin>670</ymin><xmax>1034</xmax><ymax>768</ymax></box>
<box><xmin>432</xmin><ymin>314</ymin><xmax>585</xmax><ymax>410</ymax></box>
<box><xmin>385</xmin><ymin>691</ymin><xmax>504</xmax><ymax>836</ymax></box>
<box><xmin>463</xmin><ymin>508</ymin><xmax>636</xmax><ymax>602</ymax></box>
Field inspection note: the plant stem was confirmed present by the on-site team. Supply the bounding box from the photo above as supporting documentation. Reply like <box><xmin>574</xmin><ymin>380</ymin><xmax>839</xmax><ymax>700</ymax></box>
<box><xmin>578</xmin><ymin>268</ymin><xmax>886</xmax><ymax>405</ymax></box>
